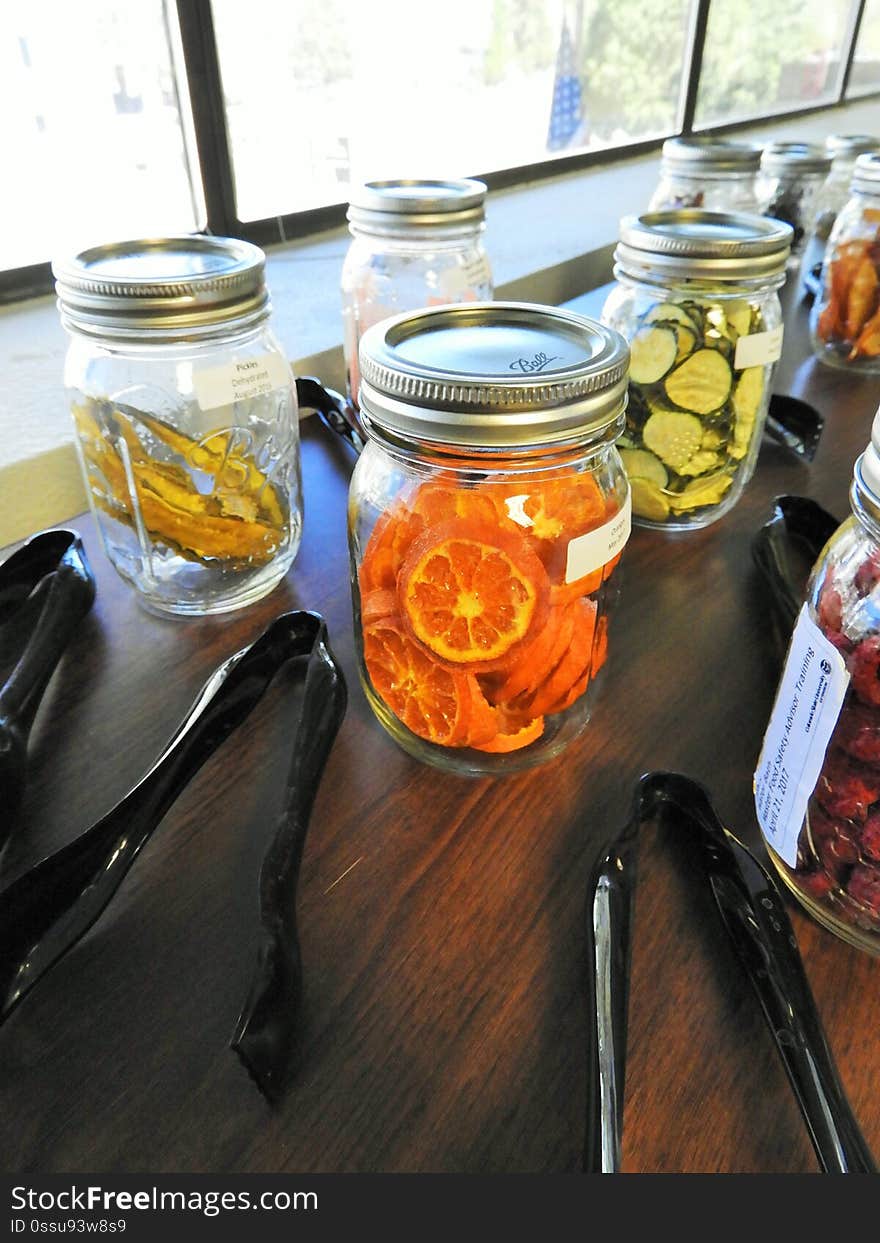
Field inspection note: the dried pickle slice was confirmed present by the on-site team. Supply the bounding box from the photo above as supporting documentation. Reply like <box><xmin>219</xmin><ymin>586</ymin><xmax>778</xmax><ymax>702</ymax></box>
<box><xmin>667</xmin><ymin>471</ymin><xmax>733</xmax><ymax>512</ymax></box>
<box><xmin>674</xmin><ymin>325</ymin><xmax>697</xmax><ymax>364</ymax></box>
<box><xmin>618</xmin><ymin>448</ymin><xmax>668</xmax><ymax>489</ymax></box>
<box><xmin>730</xmin><ymin>366</ymin><xmax>765</xmax><ymax>460</ymax></box>
<box><xmin>642</xmin><ymin>410</ymin><xmax>703</xmax><ymax>471</ymax></box>
<box><xmin>677</xmin><ymin>449</ymin><xmax>723</xmax><ymax>477</ymax></box>
<box><xmin>629</xmin><ymin>326</ymin><xmax>678</xmax><ymax>384</ymax></box>
<box><xmin>643</xmin><ymin>302</ymin><xmax>700</xmax><ymax>333</ymax></box>
<box><xmin>630</xmin><ymin>477</ymin><xmax>671</xmax><ymax>523</ymax></box>
<box><xmin>664</xmin><ymin>349</ymin><xmax>732</xmax><ymax>415</ymax></box>
<box><xmin>726</xmin><ymin>301</ymin><xmax>753</xmax><ymax>337</ymax></box>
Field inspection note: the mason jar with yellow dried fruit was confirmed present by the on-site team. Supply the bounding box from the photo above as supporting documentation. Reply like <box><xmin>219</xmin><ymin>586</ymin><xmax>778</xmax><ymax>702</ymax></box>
<box><xmin>601</xmin><ymin>210</ymin><xmax>792</xmax><ymax>529</ymax></box>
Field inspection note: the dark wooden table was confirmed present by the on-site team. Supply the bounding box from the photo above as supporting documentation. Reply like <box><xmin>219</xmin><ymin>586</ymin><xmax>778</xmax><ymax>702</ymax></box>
<box><xmin>2</xmin><ymin>280</ymin><xmax>880</xmax><ymax>1175</ymax></box>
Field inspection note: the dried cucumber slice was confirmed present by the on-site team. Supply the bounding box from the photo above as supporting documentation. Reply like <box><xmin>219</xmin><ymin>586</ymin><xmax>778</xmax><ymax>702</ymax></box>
<box><xmin>619</xmin><ymin>447</ymin><xmax>668</xmax><ymax>488</ymax></box>
<box><xmin>643</xmin><ymin>302</ymin><xmax>701</xmax><ymax>333</ymax></box>
<box><xmin>726</xmin><ymin>301</ymin><xmax>753</xmax><ymax>337</ymax></box>
<box><xmin>674</xmin><ymin>325</ymin><xmax>697</xmax><ymax>364</ymax></box>
<box><xmin>664</xmin><ymin>349</ymin><xmax>732</xmax><ymax>415</ymax></box>
<box><xmin>668</xmin><ymin>471</ymin><xmax>733</xmax><ymax>512</ymax></box>
<box><xmin>630</xmin><ymin>477</ymin><xmax>670</xmax><ymax>522</ymax></box>
<box><xmin>677</xmin><ymin>449</ymin><xmax>723</xmax><ymax>477</ymax></box>
<box><xmin>629</xmin><ymin>326</ymin><xmax>679</xmax><ymax>384</ymax></box>
<box><xmin>701</xmin><ymin>427</ymin><xmax>725</xmax><ymax>450</ymax></box>
<box><xmin>642</xmin><ymin>410</ymin><xmax>703</xmax><ymax>471</ymax></box>
<box><xmin>730</xmin><ymin>366</ymin><xmax>765</xmax><ymax>460</ymax></box>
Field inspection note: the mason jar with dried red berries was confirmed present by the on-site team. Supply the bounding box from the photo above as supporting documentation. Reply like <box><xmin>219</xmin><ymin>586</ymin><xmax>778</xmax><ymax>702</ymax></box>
<box><xmin>756</xmin><ymin>409</ymin><xmax>880</xmax><ymax>953</ymax></box>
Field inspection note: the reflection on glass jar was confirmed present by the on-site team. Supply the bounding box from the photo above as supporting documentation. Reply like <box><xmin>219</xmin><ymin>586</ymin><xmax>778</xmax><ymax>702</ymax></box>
<box><xmin>648</xmin><ymin>136</ymin><xmax>762</xmax><ymax>214</ymax></box>
<box><xmin>760</xmin><ymin>412</ymin><xmax>880</xmax><ymax>955</ymax></box>
<box><xmin>54</xmin><ymin>236</ymin><xmax>303</xmax><ymax>616</ymax></box>
<box><xmin>810</xmin><ymin>153</ymin><xmax>880</xmax><ymax>374</ymax></box>
<box><xmin>601</xmin><ymin>210</ymin><xmax>791</xmax><ymax>530</ymax></box>
<box><xmin>349</xmin><ymin>303</ymin><xmax>630</xmax><ymax>775</ymax></box>
<box><xmin>340</xmin><ymin>179</ymin><xmax>493</xmax><ymax>409</ymax></box>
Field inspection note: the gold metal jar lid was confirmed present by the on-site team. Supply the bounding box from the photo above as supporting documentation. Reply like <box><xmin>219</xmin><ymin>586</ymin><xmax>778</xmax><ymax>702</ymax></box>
<box><xmin>357</xmin><ymin>302</ymin><xmax>629</xmax><ymax>449</ymax></box>
<box><xmin>346</xmin><ymin>179</ymin><xmax>487</xmax><ymax>235</ymax></box>
<box><xmin>661</xmin><ymin>135</ymin><xmax>761</xmax><ymax>174</ymax></box>
<box><xmin>615</xmin><ymin>209</ymin><xmax>792</xmax><ymax>282</ymax></box>
<box><xmin>53</xmin><ymin>235</ymin><xmax>270</xmax><ymax>339</ymax></box>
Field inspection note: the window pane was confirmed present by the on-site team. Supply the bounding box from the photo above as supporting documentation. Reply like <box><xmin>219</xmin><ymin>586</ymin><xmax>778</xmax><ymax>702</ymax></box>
<box><xmin>1</xmin><ymin>0</ymin><xmax>200</xmax><ymax>273</ymax></box>
<box><xmin>847</xmin><ymin>0</ymin><xmax>880</xmax><ymax>93</ymax></box>
<box><xmin>695</xmin><ymin>0</ymin><xmax>851</xmax><ymax>127</ymax></box>
<box><xmin>212</xmin><ymin>0</ymin><xmax>692</xmax><ymax>223</ymax></box>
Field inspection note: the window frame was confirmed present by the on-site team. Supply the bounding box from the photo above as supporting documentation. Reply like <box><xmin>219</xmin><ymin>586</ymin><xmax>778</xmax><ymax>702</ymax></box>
<box><xmin>2</xmin><ymin>0</ymin><xmax>877</xmax><ymax>305</ymax></box>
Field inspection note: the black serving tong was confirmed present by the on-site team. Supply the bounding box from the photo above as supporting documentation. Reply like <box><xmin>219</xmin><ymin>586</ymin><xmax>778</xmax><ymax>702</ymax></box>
<box><xmin>296</xmin><ymin>375</ymin><xmax>366</xmax><ymax>455</ymax></box>
<box><xmin>0</xmin><ymin>610</ymin><xmax>346</xmax><ymax>1098</ymax></box>
<box><xmin>751</xmin><ymin>494</ymin><xmax>840</xmax><ymax>642</ymax></box>
<box><xmin>764</xmin><ymin>393</ymin><xmax>825</xmax><ymax>463</ymax></box>
<box><xmin>585</xmin><ymin>771</ymin><xmax>876</xmax><ymax>1174</ymax></box>
<box><xmin>0</xmin><ymin>529</ymin><xmax>95</xmax><ymax>843</ymax></box>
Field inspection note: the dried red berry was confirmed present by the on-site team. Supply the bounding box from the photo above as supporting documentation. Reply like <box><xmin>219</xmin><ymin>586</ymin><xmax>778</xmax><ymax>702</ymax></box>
<box><xmin>847</xmin><ymin>863</ymin><xmax>880</xmax><ymax>917</ymax></box>
<box><xmin>851</xmin><ymin>635</ymin><xmax>880</xmax><ymax>706</ymax></box>
<box><xmin>833</xmin><ymin>700</ymin><xmax>880</xmax><ymax>764</ymax></box>
<box><xmin>818</xmin><ymin>584</ymin><xmax>844</xmax><ymax>632</ymax></box>
<box><xmin>861</xmin><ymin>812</ymin><xmax>880</xmax><ymax>863</ymax></box>
<box><xmin>814</xmin><ymin>748</ymin><xmax>880</xmax><ymax>822</ymax></box>
<box><xmin>798</xmin><ymin>870</ymin><xmax>836</xmax><ymax>901</ymax></box>
<box><xmin>855</xmin><ymin>551</ymin><xmax>880</xmax><ymax>596</ymax></box>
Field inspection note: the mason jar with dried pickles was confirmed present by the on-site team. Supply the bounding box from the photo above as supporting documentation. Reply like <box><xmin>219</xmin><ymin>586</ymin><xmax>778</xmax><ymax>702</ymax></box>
<box><xmin>601</xmin><ymin>210</ymin><xmax>792</xmax><ymax>530</ymax></box>
<box><xmin>54</xmin><ymin>236</ymin><xmax>303</xmax><ymax>616</ymax></box>
<box><xmin>348</xmin><ymin>302</ymin><xmax>631</xmax><ymax>775</ymax></box>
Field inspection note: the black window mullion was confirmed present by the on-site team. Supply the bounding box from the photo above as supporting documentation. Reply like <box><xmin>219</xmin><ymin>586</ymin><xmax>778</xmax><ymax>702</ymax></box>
<box><xmin>839</xmin><ymin>0</ymin><xmax>868</xmax><ymax>100</ymax></box>
<box><xmin>174</xmin><ymin>0</ymin><xmax>238</xmax><ymax>235</ymax></box>
<box><xmin>676</xmin><ymin>0</ymin><xmax>712</xmax><ymax>134</ymax></box>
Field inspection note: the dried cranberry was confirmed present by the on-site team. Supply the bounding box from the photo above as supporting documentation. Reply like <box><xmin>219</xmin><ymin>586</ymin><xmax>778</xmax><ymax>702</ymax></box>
<box><xmin>861</xmin><ymin>812</ymin><xmax>880</xmax><ymax>863</ymax></box>
<box><xmin>832</xmin><ymin>700</ymin><xmax>880</xmax><ymax>764</ymax></box>
<box><xmin>855</xmin><ymin>551</ymin><xmax>880</xmax><ymax>596</ymax></box>
<box><xmin>798</xmin><ymin>870</ymin><xmax>835</xmax><ymax>901</ymax></box>
<box><xmin>846</xmin><ymin>864</ymin><xmax>880</xmax><ymax>917</ymax></box>
<box><xmin>851</xmin><ymin>635</ymin><xmax>880</xmax><ymax>706</ymax></box>
<box><xmin>814</xmin><ymin>748</ymin><xmax>880</xmax><ymax>822</ymax></box>
<box><xmin>817</xmin><ymin>584</ymin><xmax>843</xmax><ymax>632</ymax></box>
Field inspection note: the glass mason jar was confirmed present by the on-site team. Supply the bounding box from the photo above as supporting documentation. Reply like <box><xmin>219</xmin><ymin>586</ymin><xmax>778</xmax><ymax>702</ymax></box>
<box><xmin>340</xmin><ymin>179</ymin><xmax>493</xmax><ymax>409</ymax></box>
<box><xmin>757</xmin><ymin>412</ymin><xmax>880</xmax><ymax>954</ymax></box>
<box><xmin>53</xmin><ymin>236</ymin><xmax>303</xmax><ymax>616</ymax></box>
<box><xmin>757</xmin><ymin>141</ymin><xmax>832</xmax><ymax>261</ymax></box>
<box><xmin>601</xmin><ymin>210</ymin><xmax>792</xmax><ymax>531</ymax></box>
<box><xmin>648</xmin><ymin>136</ymin><xmax>762</xmax><ymax>214</ymax></box>
<box><xmin>810</xmin><ymin>153</ymin><xmax>880</xmax><ymax>374</ymax></box>
<box><xmin>801</xmin><ymin>135</ymin><xmax>880</xmax><ymax>296</ymax></box>
<box><xmin>348</xmin><ymin>302</ymin><xmax>631</xmax><ymax>776</ymax></box>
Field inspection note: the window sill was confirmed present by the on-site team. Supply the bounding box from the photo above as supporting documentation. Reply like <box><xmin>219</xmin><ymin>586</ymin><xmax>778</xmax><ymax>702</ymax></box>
<box><xmin>2</xmin><ymin>96</ymin><xmax>878</xmax><ymax>547</ymax></box>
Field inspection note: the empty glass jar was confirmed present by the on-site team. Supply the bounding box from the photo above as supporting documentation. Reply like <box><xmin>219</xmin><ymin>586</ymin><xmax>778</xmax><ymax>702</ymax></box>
<box><xmin>54</xmin><ymin>236</ymin><xmax>303</xmax><ymax>616</ymax></box>
<box><xmin>810</xmin><ymin>153</ymin><xmax>880</xmax><ymax>374</ymax></box>
<box><xmin>601</xmin><ymin>210</ymin><xmax>792</xmax><ymax>530</ymax></box>
<box><xmin>340</xmin><ymin>179</ymin><xmax>493</xmax><ymax>409</ymax></box>
<box><xmin>349</xmin><ymin>302</ymin><xmax>630</xmax><ymax>775</ymax></box>
<box><xmin>649</xmin><ymin>136</ymin><xmax>762</xmax><ymax>214</ymax></box>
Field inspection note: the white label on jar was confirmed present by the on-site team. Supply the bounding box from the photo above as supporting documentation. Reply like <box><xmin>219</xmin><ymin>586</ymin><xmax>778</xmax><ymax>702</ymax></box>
<box><xmin>194</xmin><ymin>353</ymin><xmax>292</xmax><ymax>411</ymax></box>
<box><xmin>564</xmin><ymin>489</ymin><xmax>632</xmax><ymax>584</ymax></box>
<box><xmin>734</xmin><ymin>324</ymin><xmax>784</xmax><ymax>370</ymax></box>
<box><xmin>753</xmin><ymin>605</ymin><xmax>850</xmax><ymax>867</ymax></box>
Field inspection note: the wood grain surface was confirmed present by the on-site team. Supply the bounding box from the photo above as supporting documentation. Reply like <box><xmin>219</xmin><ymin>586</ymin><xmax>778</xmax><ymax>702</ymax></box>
<box><xmin>1</xmin><ymin>279</ymin><xmax>879</xmax><ymax>1175</ymax></box>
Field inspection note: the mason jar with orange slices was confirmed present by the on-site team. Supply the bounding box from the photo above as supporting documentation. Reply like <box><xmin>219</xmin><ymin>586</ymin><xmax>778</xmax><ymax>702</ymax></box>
<box><xmin>349</xmin><ymin>302</ymin><xmax>631</xmax><ymax>773</ymax></box>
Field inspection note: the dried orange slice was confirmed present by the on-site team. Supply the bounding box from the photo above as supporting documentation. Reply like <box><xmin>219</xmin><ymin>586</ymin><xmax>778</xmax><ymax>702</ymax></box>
<box><xmin>487</xmin><ymin>602</ymin><xmax>568</xmax><ymax>704</ymax></box>
<box><xmin>526</xmin><ymin>598</ymin><xmax>597</xmax><ymax>716</ymax></box>
<box><xmin>411</xmin><ymin>481</ymin><xmax>501</xmax><ymax>528</ymax></box>
<box><xmin>361</xmin><ymin>588</ymin><xmax>398</xmax><ymax>626</ymax></box>
<box><xmin>399</xmin><ymin>519</ymin><xmax>549</xmax><ymax>670</ymax></box>
<box><xmin>500</xmin><ymin>473</ymin><xmax>606</xmax><ymax>544</ymax></box>
<box><xmin>359</xmin><ymin>502</ymin><xmax>424</xmax><ymax>593</ymax></box>
<box><xmin>364</xmin><ymin>618</ymin><xmax>470</xmax><ymax>747</ymax></box>
<box><xmin>473</xmin><ymin>714</ymin><xmax>545</xmax><ymax>753</ymax></box>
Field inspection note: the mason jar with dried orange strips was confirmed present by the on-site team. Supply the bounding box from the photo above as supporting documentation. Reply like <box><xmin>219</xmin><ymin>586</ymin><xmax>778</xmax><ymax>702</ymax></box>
<box><xmin>348</xmin><ymin>302</ymin><xmax>631</xmax><ymax>774</ymax></box>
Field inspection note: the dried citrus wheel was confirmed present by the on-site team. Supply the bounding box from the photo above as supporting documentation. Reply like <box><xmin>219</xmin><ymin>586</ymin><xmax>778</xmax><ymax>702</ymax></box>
<box><xmin>399</xmin><ymin>519</ymin><xmax>549</xmax><ymax>670</ymax></box>
<box><xmin>526</xmin><ymin>598</ymin><xmax>597</xmax><ymax>716</ymax></box>
<box><xmin>459</xmin><ymin>677</ymin><xmax>499</xmax><ymax>747</ymax></box>
<box><xmin>359</xmin><ymin>502</ymin><xmax>424</xmax><ymax>593</ymax></box>
<box><xmin>363</xmin><ymin>617</ymin><xmax>471</xmax><ymax>747</ymax></box>
<box><xmin>488</xmin><ymin>601</ymin><xmax>569</xmax><ymax>704</ymax></box>
<box><xmin>472</xmin><ymin>714</ymin><xmax>545</xmax><ymax>753</ymax></box>
<box><xmin>411</xmin><ymin>481</ymin><xmax>501</xmax><ymax>528</ymax></box>
<box><xmin>361</xmin><ymin>588</ymin><xmax>398</xmax><ymax>626</ymax></box>
<box><xmin>499</xmin><ymin>473</ymin><xmax>606</xmax><ymax>543</ymax></box>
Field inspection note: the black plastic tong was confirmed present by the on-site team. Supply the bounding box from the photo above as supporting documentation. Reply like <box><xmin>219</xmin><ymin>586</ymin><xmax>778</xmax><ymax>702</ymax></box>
<box><xmin>585</xmin><ymin>771</ymin><xmax>876</xmax><ymax>1174</ymax></box>
<box><xmin>0</xmin><ymin>529</ymin><xmax>95</xmax><ymax>844</ymax></box>
<box><xmin>0</xmin><ymin>610</ymin><xmax>346</xmax><ymax>1099</ymax></box>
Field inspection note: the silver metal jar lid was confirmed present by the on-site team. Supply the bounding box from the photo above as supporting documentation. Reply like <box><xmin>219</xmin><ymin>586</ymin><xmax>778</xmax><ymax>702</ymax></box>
<box><xmin>826</xmin><ymin>133</ymin><xmax>880</xmax><ymax>159</ymax></box>
<box><xmin>615</xmin><ymin>209</ymin><xmax>793</xmax><ymax>281</ymax></box>
<box><xmin>760</xmin><ymin>141</ymin><xmax>831</xmax><ymax>176</ymax></box>
<box><xmin>53</xmin><ymin>235</ymin><xmax>269</xmax><ymax>339</ymax></box>
<box><xmin>851</xmin><ymin>152</ymin><xmax>880</xmax><ymax>195</ymax></box>
<box><xmin>660</xmin><ymin>135</ymin><xmax>761</xmax><ymax>173</ymax></box>
<box><xmin>357</xmin><ymin>302</ymin><xmax>629</xmax><ymax>449</ymax></box>
<box><xmin>347</xmin><ymin>178</ymin><xmax>487</xmax><ymax>234</ymax></box>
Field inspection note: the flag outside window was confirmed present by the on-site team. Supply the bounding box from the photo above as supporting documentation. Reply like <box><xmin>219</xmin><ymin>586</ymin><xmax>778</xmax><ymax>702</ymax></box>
<box><xmin>546</xmin><ymin>18</ymin><xmax>586</xmax><ymax>153</ymax></box>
